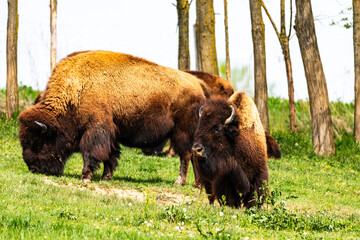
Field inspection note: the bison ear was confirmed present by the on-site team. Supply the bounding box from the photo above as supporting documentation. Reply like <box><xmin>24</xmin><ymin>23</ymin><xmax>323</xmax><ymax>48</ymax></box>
<box><xmin>225</xmin><ymin>125</ymin><xmax>239</xmax><ymax>140</ymax></box>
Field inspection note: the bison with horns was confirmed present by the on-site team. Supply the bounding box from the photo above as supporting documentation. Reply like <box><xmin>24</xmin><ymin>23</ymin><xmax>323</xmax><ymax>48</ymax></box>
<box><xmin>19</xmin><ymin>50</ymin><xmax>213</xmax><ymax>185</ymax></box>
<box><xmin>141</xmin><ymin>70</ymin><xmax>235</xmax><ymax>157</ymax></box>
<box><xmin>192</xmin><ymin>91</ymin><xmax>278</xmax><ymax>208</ymax></box>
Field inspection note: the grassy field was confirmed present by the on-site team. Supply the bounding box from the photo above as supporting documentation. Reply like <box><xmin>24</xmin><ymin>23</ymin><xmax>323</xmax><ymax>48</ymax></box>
<box><xmin>0</xmin><ymin>88</ymin><xmax>359</xmax><ymax>239</ymax></box>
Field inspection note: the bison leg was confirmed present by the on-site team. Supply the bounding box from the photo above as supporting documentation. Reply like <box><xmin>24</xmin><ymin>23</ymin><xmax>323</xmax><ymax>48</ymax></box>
<box><xmin>214</xmin><ymin>176</ymin><xmax>242</xmax><ymax>208</ymax></box>
<box><xmin>202</xmin><ymin>180</ymin><xmax>215</xmax><ymax>204</ymax></box>
<box><xmin>174</xmin><ymin>151</ymin><xmax>201</xmax><ymax>187</ymax></box>
<box><xmin>165</xmin><ymin>141</ymin><xmax>176</xmax><ymax>157</ymax></box>
<box><xmin>79</xmin><ymin>125</ymin><xmax>116</xmax><ymax>182</ymax></box>
<box><xmin>243</xmin><ymin>171</ymin><xmax>269</xmax><ymax>208</ymax></box>
<box><xmin>173</xmin><ymin>135</ymin><xmax>201</xmax><ymax>186</ymax></box>
<box><xmin>101</xmin><ymin>145</ymin><xmax>120</xmax><ymax>181</ymax></box>
<box><xmin>174</xmin><ymin>151</ymin><xmax>191</xmax><ymax>185</ymax></box>
<box><xmin>81</xmin><ymin>153</ymin><xmax>100</xmax><ymax>182</ymax></box>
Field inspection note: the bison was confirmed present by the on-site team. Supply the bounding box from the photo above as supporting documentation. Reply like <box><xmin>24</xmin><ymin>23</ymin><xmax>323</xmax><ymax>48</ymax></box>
<box><xmin>192</xmin><ymin>91</ymin><xmax>275</xmax><ymax>208</ymax></box>
<box><xmin>141</xmin><ymin>70</ymin><xmax>235</xmax><ymax>157</ymax></box>
<box><xmin>19</xmin><ymin>50</ymin><xmax>207</xmax><ymax>185</ymax></box>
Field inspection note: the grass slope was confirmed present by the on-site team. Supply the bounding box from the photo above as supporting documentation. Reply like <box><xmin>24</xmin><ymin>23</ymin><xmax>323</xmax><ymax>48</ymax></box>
<box><xmin>0</xmin><ymin>89</ymin><xmax>359</xmax><ymax>239</ymax></box>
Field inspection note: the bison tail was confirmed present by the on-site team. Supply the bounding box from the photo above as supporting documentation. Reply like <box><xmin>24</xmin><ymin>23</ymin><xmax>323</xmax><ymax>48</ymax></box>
<box><xmin>265</xmin><ymin>132</ymin><xmax>281</xmax><ymax>159</ymax></box>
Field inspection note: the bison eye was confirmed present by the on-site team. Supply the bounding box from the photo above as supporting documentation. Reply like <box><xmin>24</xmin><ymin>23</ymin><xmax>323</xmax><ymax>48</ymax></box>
<box><xmin>214</xmin><ymin>125</ymin><xmax>223</xmax><ymax>134</ymax></box>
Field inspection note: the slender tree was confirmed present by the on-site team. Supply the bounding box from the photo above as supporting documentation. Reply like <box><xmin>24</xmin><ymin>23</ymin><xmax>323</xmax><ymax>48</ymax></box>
<box><xmin>50</xmin><ymin>0</ymin><xmax>57</xmax><ymax>72</ymax></box>
<box><xmin>195</xmin><ymin>0</ymin><xmax>219</xmax><ymax>75</ymax></box>
<box><xmin>6</xmin><ymin>0</ymin><xmax>19</xmax><ymax>119</ymax></box>
<box><xmin>262</xmin><ymin>0</ymin><xmax>296</xmax><ymax>132</ymax></box>
<box><xmin>295</xmin><ymin>0</ymin><xmax>335</xmax><ymax>155</ymax></box>
<box><xmin>177</xmin><ymin>0</ymin><xmax>191</xmax><ymax>71</ymax></box>
<box><xmin>224</xmin><ymin>0</ymin><xmax>231</xmax><ymax>82</ymax></box>
<box><xmin>354</xmin><ymin>0</ymin><xmax>360</xmax><ymax>142</ymax></box>
<box><xmin>249</xmin><ymin>0</ymin><xmax>269</xmax><ymax>131</ymax></box>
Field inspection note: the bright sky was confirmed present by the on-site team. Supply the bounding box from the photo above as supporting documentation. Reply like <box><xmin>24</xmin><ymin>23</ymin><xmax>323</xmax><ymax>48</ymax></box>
<box><xmin>0</xmin><ymin>0</ymin><xmax>354</xmax><ymax>102</ymax></box>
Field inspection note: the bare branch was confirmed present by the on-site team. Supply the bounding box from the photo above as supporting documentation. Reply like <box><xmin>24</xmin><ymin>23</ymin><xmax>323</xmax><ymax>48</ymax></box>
<box><xmin>288</xmin><ymin>0</ymin><xmax>293</xmax><ymax>39</ymax></box>
<box><xmin>261</xmin><ymin>0</ymin><xmax>281</xmax><ymax>42</ymax></box>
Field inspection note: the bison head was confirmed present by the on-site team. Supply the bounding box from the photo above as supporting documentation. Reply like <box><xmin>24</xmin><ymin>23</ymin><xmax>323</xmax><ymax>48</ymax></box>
<box><xmin>18</xmin><ymin>108</ymin><xmax>72</xmax><ymax>176</ymax></box>
<box><xmin>192</xmin><ymin>98</ymin><xmax>240</xmax><ymax>180</ymax></box>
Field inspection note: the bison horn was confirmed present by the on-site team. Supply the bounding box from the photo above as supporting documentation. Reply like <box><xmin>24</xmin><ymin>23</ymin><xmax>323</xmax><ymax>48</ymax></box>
<box><xmin>35</xmin><ymin>121</ymin><xmax>48</xmax><ymax>134</ymax></box>
<box><xmin>224</xmin><ymin>105</ymin><xmax>236</xmax><ymax>125</ymax></box>
<box><xmin>199</xmin><ymin>105</ymin><xmax>204</xmax><ymax>117</ymax></box>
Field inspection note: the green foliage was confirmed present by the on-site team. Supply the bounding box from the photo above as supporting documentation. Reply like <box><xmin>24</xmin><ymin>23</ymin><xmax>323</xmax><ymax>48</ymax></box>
<box><xmin>247</xmin><ymin>188</ymin><xmax>357</xmax><ymax>233</ymax></box>
<box><xmin>18</xmin><ymin>85</ymin><xmax>40</xmax><ymax>104</ymax></box>
<box><xmin>219</xmin><ymin>62</ymin><xmax>253</xmax><ymax>95</ymax></box>
<box><xmin>330</xmin><ymin>7</ymin><xmax>353</xmax><ymax>29</ymax></box>
<box><xmin>0</xmin><ymin>84</ymin><xmax>40</xmax><ymax>117</ymax></box>
<box><xmin>0</xmin><ymin>87</ymin><xmax>359</xmax><ymax>239</ymax></box>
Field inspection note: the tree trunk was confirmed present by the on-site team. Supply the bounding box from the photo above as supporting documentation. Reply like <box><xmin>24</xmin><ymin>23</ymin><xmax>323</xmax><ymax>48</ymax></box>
<box><xmin>195</xmin><ymin>0</ymin><xmax>219</xmax><ymax>75</ymax></box>
<box><xmin>282</xmin><ymin>40</ymin><xmax>296</xmax><ymax>132</ymax></box>
<box><xmin>280</xmin><ymin>0</ymin><xmax>296</xmax><ymax>132</ymax></box>
<box><xmin>177</xmin><ymin>0</ymin><xmax>190</xmax><ymax>71</ymax></box>
<box><xmin>50</xmin><ymin>0</ymin><xmax>57</xmax><ymax>72</ymax></box>
<box><xmin>353</xmin><ymin>0</ymin><xmax>360</xmax><ymax>142</ymax></box>
<box><xmin>224</xmin><ymin>0</ymin><xmax>231</xmax><ymax>82</ymax></box>
<box><xmin>6</xmin><ymin>0</ymin><xmax>19</xmax><ymax>119</ymax></box>
<box><xmin>249</xmin><ymin>0</ymin><xmax>269</xmax><ymax>131</ymax></box>
<box><xmin>295</xmin><ymin>0</ymin><xmax>336</xmax><ymax>155</ymax></box>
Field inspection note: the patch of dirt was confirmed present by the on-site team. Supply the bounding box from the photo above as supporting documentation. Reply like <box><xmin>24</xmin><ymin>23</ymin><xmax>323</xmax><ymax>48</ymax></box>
<box><xmin>44</xmin><ymin>178</ymin><xmax>201</xmax><ymax>206</ymax></box>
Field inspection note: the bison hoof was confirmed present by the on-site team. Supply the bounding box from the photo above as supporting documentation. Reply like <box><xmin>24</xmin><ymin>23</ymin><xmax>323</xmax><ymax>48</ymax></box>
<box><xmin>174</xmin><ymin>175</ymin><xmax>186</xmax><ymax>186</ymax></box>
<box><xmin>82</xmin><ymin>178</ymin><xmax>91</xmax><ymax>183</ymax></box>
<box><xmin>101</xmin><ymin>174</ymin><xmax>112</xmax><ymax>181</ymax></box>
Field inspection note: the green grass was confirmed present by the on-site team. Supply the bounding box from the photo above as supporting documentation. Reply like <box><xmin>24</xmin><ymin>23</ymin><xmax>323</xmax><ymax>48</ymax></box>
<box><xmin>0</xmin><ymin>89</ymin><xmax>359</xmax><ymax>239</ymax></box>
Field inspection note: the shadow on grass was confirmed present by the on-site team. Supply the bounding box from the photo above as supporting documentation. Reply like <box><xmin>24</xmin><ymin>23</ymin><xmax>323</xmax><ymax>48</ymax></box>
<box><xmin>62</xmin><ymin>173</ymin><xmax>174</xmax><ymax>185</ymax></box>
<box><xmin>112</xmin><ymin>175</ymin><xmax>174</xmax><ymax>185</ymax></box>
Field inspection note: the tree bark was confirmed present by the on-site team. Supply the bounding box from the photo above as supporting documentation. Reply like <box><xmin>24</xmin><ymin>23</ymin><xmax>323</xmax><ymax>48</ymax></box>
<box><xmin>6</xmin><ymin>0</ymin><xmax>19</xmax><ymax>119</ymax></box>
<box><xmin>50</xmin><ymin>0</ymin><xmax>57</xmax><ymax>72</ymax></box>
<box><xmin>195</xmin><ymin>0</ymin><xmax>219</xmax><ymax>75</ymax></box>
<box><xmin>249</xmin><ymin>0</ymin><xmax>269</xmax><ymax>131</ymax></box>
<box><xmin>224</xmin><ymin>0</ymin><xmax>231</xmax><ymax>82</ymax></box>
<box><xmin>353</xmin><ymin>0</ymin><xmax>360</xmax><ymax>142</ymax></box>
<box><xmin>282</xmin><ymin>40</ymin><xmax>296</xmax><ymax>132</ymax></box>
<box><xmin>295</xmin><ymin>0</ymin><xmax>336</xmax><ymax>155</ymax></box>
<box><xmin>177</xmin><ymin>0</ymin><xmax>191</xmax><ymax>71</ymax></box>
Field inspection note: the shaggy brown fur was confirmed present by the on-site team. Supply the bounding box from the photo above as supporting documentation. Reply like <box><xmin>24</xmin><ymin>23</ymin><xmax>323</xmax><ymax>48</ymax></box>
<box><xmin>141</xmin><ymin>71</ymin><xmax>235</xmax><ymax>158</ymax></box>
<box><xmin>19</xmin><ymin>50</ymin><xmax>207</xmax><ymax>185</ymax></box>
<box><xmin>184</xmin><ymin>70</ymin><xmax>234</xmax><ymax>98</ymax></box>
<box><xmin>192</xmin><ymin>91</ymin><xmax>269</xmax><ymax>208</ymax></box>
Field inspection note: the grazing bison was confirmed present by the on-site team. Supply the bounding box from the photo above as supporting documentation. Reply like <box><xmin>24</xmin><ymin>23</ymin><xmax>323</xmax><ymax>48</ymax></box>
<box><xmin>19</xmin><ymin>50</ymin><xmax>207</xmax><ymax>185</ymax></box>
<box><xmin>142</xmin><ymin>70</ymin><xmax>235</xmax><ymax>157</ymax></box>
<box><xmin>192</xmin><ymin>91</ymin><xmax>274</xmax><ymax>208</ymax></box>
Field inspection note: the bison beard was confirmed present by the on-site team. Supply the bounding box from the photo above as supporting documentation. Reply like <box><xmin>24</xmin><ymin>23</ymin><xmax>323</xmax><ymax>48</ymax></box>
<box><xmin>192</xmin><ymin>92</ymin><xmax>270</xmax><ymax>208</ymax></box>
<box><xmin>18</xmin><ymin>50</ymin><xmax>207</xmax><ymax>185</ymax></box>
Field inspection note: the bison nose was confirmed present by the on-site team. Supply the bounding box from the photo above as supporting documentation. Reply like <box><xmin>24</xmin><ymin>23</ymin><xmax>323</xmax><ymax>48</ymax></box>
<box><xmin>192</xmin><ymin>144</ymin><xmax>205</xmax><ymax>157</ymax></box>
